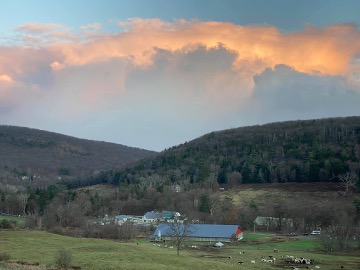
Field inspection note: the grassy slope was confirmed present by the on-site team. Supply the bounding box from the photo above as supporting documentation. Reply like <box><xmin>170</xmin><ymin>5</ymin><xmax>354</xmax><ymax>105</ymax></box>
<box><xmin>0</xmin><ymin>230</ymin><xmax>239</xmax><ymax>270</ymax></box>
<box><xmin>0</xmin><ymin>230</ymin><xmax>359</xmax><ymax>270</ymax></box>
<box><xmin>221</xmin><ymin>182</ymin><xmax>357</xmax><ymax>209</ymax></box>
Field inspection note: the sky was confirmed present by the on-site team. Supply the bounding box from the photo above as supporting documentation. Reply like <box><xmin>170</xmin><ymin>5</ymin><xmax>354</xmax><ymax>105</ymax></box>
<box><xmin>1</xmin><ymin>1</ymin><xmax>360</xmax><ymax>151</ymax></box>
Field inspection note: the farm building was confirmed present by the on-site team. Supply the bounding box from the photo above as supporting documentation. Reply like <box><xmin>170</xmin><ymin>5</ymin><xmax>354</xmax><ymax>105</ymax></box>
<box><xmin>153</xmin><ymin>224</ymin><xmax>243</xmax><ymax>242</ymax></box>
<box><xmin>115</xmin><ymin>211</ymin><xmax>182</xmax><ymax>226</ymax></box>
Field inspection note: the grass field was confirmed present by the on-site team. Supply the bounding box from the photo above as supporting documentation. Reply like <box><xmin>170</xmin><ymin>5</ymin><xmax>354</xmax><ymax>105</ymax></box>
<box><xmin>0</xmin><ymin>230</ymin><xmax>359</xmax><ymax>270</ymax></box>
<box><xmin>0</xmin><ymin>215</ymin><xmax>26</xmax><ymax>227</ymax></box>
<box><xmin>221</xmin><ymin>182</ymin><xmax>357</xmax><ymax>210</ymax></box>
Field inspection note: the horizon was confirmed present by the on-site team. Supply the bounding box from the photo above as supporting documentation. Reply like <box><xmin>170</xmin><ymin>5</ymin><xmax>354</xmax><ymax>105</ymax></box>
<box><xmin>2</xmin><ymin>115</ymin><xmax>358</xmax><ymax>152</ymax></box>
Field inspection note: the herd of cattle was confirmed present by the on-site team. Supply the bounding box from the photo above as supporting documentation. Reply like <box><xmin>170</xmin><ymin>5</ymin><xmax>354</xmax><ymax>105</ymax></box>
<box><xmin>237</xmin><ymin>252</ymin><xmax>318</xmax><ymax>267</ymax></box>
<box><xmin>283</xmin><ymin>255</ymin><xmax>314</xmax><ymax>265</ymax></box>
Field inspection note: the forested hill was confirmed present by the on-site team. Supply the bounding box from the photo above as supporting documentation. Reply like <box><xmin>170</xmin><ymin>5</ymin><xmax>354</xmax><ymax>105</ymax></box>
<box><xmin>83</xmin><ymin>116</ymin><xmax>360</xmax><ymax>189</ymax></box>
<box><xmin>0</xmin><ymin>126</ymin><xmax>157</xmax><ymax>186</ymax></box>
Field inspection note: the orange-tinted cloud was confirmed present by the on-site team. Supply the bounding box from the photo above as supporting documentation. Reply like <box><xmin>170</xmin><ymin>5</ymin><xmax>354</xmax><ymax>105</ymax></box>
<box><xmin>0</xmin><ymin>74</ymin><xmax>13</xmax><ymax>83</ymax></box>
<box><xmin>1</xmin><ymin>19</ymin><xmax>360</xmax><ymax>115</ymax></box>
<box><xmin>38</xmin><ymin>20</ymin><xmax>359</xmax><ymax>78</ymax></box>
<box><xmin>16</xmin><ymin>23</ymin><xmax>65</xmax><ymax>34</ymax></box>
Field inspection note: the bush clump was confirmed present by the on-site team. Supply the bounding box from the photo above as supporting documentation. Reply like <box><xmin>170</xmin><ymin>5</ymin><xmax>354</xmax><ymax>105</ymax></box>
<box><xmin>54</xmin><ymin>248</ymin><xmax>73</xmax><ymax>269</ymax></box>
<box><xmin>0</xmin><ymin>219</ymin><xmax>12</xmax><ymax>229</ymax></box>
<box><xmin>0</xmin><ymin>251</ymin><xmax>11</xmax><ymax>261</ymax></box>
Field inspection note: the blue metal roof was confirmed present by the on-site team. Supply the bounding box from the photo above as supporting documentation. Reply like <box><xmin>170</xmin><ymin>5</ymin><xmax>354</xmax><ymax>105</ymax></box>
<box><xmin>144</xmin><ymin>211</ymin><xmax>161</xmax><ymax>219</ymax></box>
<box><xmin>153</xmin><ymin>224</ymin><xmax>239</xmax><ymax>238</ymax></box>
<box><xmin>116</xmin><ymin>215</ymin><xmax>129</xmax><ymax>221</ymax></box>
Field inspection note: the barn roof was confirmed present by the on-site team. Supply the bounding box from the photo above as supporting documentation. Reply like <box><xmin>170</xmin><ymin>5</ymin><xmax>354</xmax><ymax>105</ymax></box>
<box><xmin>115</xmin><ymin>215</ymin><xmax>129</xmax><ymax>221</ymax></box>
<box><xmin>154</xmin><ymin>224</ymin><xmax>240</xmax><ymax>238</ymax></box>
<box><xmin>144</xmin><ymin>211</ymin><xmax>161</xmax><ymax>219</ymax></box>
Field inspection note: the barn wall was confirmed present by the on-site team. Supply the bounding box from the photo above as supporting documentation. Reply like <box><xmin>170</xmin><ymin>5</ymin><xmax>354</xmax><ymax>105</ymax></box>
<box><xmin>162</xmin><ymin>236</ymin><xmax>232</xmax><ymax>242</ymax></box>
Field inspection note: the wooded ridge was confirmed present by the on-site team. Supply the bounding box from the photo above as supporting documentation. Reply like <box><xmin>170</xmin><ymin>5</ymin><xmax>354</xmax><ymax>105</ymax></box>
<box><xmin>0</xmin><ymin>125</ymin><xmax>157</xmax><ymax>187</ymax></box>
<box><xmin>82</xmin><ymin>116</ymin><xmax>360</xmax><ymax>189</ymax></box>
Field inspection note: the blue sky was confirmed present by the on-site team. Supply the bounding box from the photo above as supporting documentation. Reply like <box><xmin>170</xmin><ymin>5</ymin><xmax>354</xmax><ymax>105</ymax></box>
<box><xmin>1</xmin><ymin>1</ymin><xmax>360</xmax><ymax>151</ymax></box>
<box><xmin>2</xmin><ymin>0</ymin><xmax>360</xmax><ymax>32</ymax></box>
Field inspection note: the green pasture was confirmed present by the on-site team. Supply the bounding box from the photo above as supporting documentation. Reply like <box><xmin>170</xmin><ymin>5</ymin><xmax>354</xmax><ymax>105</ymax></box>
<box><xmin>0</xmin><ymin>230</ymin><xmax>359</xmax><ymax>270</ymax></box>
<box><xmin>241</xmin><ymin>233</ymin><xmax>319</xmax><ymax>251</ymax></box>
<box><xmin>0</xmin><ymin>215</ymin><xmax>26</xmax><ymax>227</ymax></box>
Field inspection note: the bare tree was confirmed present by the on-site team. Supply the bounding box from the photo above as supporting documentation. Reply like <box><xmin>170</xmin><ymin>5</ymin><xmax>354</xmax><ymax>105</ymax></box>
<box><xmin>118</xmin><ymin>221</ymin><xmax>137</xmax><ymax>240</ymax></box>
<box><xmin>56</xmin><ymin>205</ymin><xmax>65</xmax><ymax>227</ymax></box>
<box><xmin>319</xmin><ymin>210</ymin><xmax>356</xmax><ymax>252</ymax></box>
<box><xmin>338</xmin><ymin>172</ymin><xmax>358</xmax><ymax>193</ymax></box>
<box><xmin>165</xmin><ymin>220</ymin><xmax>194</xmax><ymax>255</ymax></box>
<box><xmin>17</xmin><ymin>193</ymin><xmax>30</xmax><ymax>215</ymax></box>
<box><xmin>227</xmin><ymin>171</ymin><xmax>242</xmax><ymax>187</ymax></box>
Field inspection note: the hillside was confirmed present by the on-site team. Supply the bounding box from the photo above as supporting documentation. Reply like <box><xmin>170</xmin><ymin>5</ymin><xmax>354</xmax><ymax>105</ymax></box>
<box><xmin>0</xmin><ymin>126</ymin><xmax>157</xmax><ymax>186</ymax></box>
<box><xmin>88</xmin><ymin>116</ymin><xmax>360</xmax><ymax>189</ymax></box>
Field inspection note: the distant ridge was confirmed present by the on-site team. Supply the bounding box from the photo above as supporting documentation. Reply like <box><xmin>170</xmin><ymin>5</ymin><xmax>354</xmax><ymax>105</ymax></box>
<box><xmin>0</xmin><ymin>125</ymin><xmax>157</xmax><ymax>186</ymax></box>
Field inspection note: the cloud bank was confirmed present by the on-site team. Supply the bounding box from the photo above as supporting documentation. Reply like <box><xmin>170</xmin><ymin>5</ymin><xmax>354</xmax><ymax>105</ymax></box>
<box><xmin>1</xmin><ymin>19</ymin><xmax>360</xmax><ymax>150</ymax></box>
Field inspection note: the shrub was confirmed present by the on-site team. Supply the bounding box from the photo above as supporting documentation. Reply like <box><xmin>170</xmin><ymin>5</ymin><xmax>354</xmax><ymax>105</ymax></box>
<box><xmin>100</xmin><ymin>224</ymin><xmax>118</xmax><ymax>239</ymax></box>
<box><xmin>318</xmin><ymin>233</ymin><xmax>336</xmax><ymax>252</ymax></box>
<box><xmin>0</xmin><ymin>219</ymin><xmax>12</xmax><ymax>229</ymax></box>
<box><xmin>54</xmin><ymin>248</ymin><xmax>73</xmax><ymax>269</ymax></box>
<box><xmin>51</xmin><ymin>226</ymin><xmax>65</xmax><ymax>235</ymax></box>
<box><xmin>0</xmin><ymin>252</ymin><xmax>11</xmax><ymax>261</ymax></box>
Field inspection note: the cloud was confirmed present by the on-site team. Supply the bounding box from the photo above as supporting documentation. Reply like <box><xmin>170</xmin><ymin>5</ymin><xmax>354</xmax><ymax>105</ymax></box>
<box><xmin>248</xmin><ymin>65</ymin><xmax>360</xmax><ymax>124</ymax></box>
<box><xmin>15</xmin><ymin>23</ymin><xmax>75</xmax><ymax>44</ymax></box>
<box><xmin>118</xmin><ymin>18</ymin><xmax>173</xmax><ymax>31</ymax></box>
<box><xmin>0</xmin><ymin>74</ymin><xmax>13</xmax><ymax>83</ymax></box>
<box><xmin>10</xmin><ymin>19</ymin><xmax>359</xmax><ymax>74</ymax></box>
<box><xmin>1</xmin><ymin>19</ymin><xmax>360</xmax><ymax>150</ymax></box>
<box><xmin>81</xmin><ymin>22</ymin><xmax>102</xmax><ymax>30</ymax></box>
<box><xmin>16</xmin><ymin>23</ymin><xmax>65</xmax><ymax>33</ymax></box>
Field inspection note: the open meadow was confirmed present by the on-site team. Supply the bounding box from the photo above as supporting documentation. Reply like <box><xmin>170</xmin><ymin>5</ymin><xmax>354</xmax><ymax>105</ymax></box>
<box><xmin>0</xmin><ymin>230</ymin><xmax>359</xmax><ymax>270</ymax></box>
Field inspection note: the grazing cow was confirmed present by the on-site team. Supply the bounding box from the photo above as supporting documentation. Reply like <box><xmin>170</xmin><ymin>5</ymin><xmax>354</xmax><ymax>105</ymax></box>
<box><xmin>251</xmin><ymin>260</ymin><xmax>256</xmax><ymax>264</ymax></box>
<box><xmin>287</xmin><ymin>255</ymin><xmax>294</xmax><ymax>259</ymax></box>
